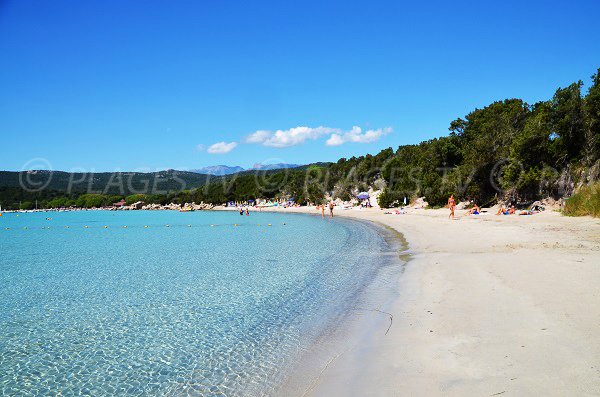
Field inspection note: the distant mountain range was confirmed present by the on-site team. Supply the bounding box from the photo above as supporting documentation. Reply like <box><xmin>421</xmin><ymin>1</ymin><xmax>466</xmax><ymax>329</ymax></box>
<box><xmin>191</xmin><ymin>165</ymin><xmax>244</xmax><ymax>176</ymax></box>
<box><xmin>191</xmin><ymin>163</ymin><xmax>300</xmax><ymax>175</ymax></box>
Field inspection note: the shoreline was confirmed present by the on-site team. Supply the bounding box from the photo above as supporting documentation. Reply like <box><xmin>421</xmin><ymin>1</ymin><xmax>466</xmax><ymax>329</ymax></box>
<box><xmin>218</xmin><ymin>205</ymin><xmax>600</xmax><ymax>396</ymax></box>
<box><xmin>274</xmin><ymin>216</ymin><xmax>409</xmax><ymax>397</ymax></box>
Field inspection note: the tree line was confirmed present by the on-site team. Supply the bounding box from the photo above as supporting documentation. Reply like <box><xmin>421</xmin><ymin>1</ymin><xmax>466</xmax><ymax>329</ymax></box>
<box><xmin>179</xmin><ymin>67</ymin><xmax>600</xmax><ymax>208</ymax></box>
<box><xmin>1</xmin><ymin>67</ymin><xmax>598</xmax><ymax>210</ymax></box>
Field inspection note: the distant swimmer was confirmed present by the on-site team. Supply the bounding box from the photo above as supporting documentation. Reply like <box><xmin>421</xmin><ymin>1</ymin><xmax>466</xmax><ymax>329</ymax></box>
<box><xmin>245</xmin><ymin>208</ymin><xmax>249</xmax><ymax>216</ymax></box>
<box><xmin>239</xmin><ymin>207</ymin><xmax>244</xmax><ymax>216</ymax></box>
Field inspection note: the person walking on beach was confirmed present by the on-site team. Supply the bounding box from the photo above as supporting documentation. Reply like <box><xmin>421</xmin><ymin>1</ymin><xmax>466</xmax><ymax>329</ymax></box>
<box><xmin>328</xmin><ymin>201</ymin><xmax>335</xmax><ymax>218</ymax></box>
<box><xmin>448</xmin><ymin>194</ymin><xmax>456</xmax><ymax>220</ymax></box>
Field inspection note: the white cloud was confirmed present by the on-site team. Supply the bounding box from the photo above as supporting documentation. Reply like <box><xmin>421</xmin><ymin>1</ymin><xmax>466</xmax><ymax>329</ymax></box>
<box><xmin>245</xmin><ymin>130</ymin><xmax>272</xmax><ymax>144</ymax></box>
<box><xmin>207</xmin><ymin>141</ymin><xmax>238</xmax><ymax>154</ymax></box>
<box><xmin>325</xmin><ymin>126</ymin><xmax>392</xmax><ymax>146</ymax></box>
<box><xmin>325</xmin><ymin>134</ymin><xmax>344</xmax><ymax>146</ymax></box>
<box><xmin>245</xmin><ymin>126</ymin><xmax>339</xmax><ymax>148</ymax></box>
<box><xmin>212</xmin><ymin>125</ymin><xmax>391</xmax><ymax>151</ymax></box>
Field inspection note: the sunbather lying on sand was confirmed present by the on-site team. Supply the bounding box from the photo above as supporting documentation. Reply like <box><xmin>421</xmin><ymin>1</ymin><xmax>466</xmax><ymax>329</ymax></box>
<box><xmin>384</xmin><ymin>208</ymin><xmax>406</xmax><ymax>215</ymax></box>
<box><xmin>495</xmin><ymin>205</ymin><xmax>515</xmax><ymax>215</ymax></box>
<box><xmin>519</xmin><ymin>209</ymin><xmax>540</xmax><ymax>215</ymax></box>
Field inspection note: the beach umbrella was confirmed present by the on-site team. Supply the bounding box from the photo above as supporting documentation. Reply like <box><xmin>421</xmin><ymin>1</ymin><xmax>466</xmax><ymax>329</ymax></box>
<box><xmin>357</xmin><ymin>192</ymin><xmax>369</xmax><ymax>199</ymax></box>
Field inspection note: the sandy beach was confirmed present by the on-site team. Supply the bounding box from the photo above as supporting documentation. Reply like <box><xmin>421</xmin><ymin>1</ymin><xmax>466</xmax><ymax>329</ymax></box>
<box><xmin>223</xmin><ymin>205</ymin><xmax>600</xmax><ymax>396</ymax></box>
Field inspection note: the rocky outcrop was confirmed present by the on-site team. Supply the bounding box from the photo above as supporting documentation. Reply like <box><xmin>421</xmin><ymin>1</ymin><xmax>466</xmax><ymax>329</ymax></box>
<box><xmin>141</xmin><ymin>203</ymin><xmax>163</xmax><ymax>210</ymax></box>
<box><xmin>456</xmin><ymin>201</ymin><xmax>470</xmax><ymax>210</ymax></box>
<box><xmin>131</xmin><ymin>201</ymin><xmax>145</xmax><ymax>210</ymax></box>
<box><xmin>117</xmin><ymin>201</ymin><xmax>215</xmax><ymax>211</ymax></box>
<box><xmin>411</xmin><ymin>197</ymin><xmax>429</xmax><ymax>209</ymax></box>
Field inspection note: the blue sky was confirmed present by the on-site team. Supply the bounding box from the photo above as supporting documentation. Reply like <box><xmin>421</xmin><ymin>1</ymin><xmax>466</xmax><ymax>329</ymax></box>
<box><xmin>1</xmin><ymin>0</ymin><xmax>599</xmax><ymax>172</ymax></box>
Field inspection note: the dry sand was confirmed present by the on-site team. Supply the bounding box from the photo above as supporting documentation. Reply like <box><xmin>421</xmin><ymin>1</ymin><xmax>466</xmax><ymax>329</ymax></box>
<box><xmin>224</xmin><ymin>205</ymin><xmax>600</xmax><ymax>396</ymax></box>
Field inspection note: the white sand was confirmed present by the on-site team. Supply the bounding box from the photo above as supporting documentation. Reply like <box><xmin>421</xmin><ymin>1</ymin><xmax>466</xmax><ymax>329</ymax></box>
<box><xmin>222</xmin><ymin>205</ymin><xmax>600</xmax><ymax>396</ymax></box>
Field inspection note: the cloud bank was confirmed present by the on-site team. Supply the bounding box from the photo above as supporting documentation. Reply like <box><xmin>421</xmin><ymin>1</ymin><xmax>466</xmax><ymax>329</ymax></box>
<box><xmin>202</xmin><ymin>125</ymin><xmax>391</xmax><ymax>154</ymax></box>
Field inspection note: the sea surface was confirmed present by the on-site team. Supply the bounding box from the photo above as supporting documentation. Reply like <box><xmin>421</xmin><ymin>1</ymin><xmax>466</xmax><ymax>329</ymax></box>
<box><xmin>0</xmin><ymin>210</ymin><xmax>402</xmax><ymax>396</ymax></box>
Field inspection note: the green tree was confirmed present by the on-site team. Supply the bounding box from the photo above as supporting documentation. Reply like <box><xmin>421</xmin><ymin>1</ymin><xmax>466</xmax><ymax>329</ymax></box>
<box><xmin>20</xmin><ymin>201</ymin><xmax>34</xmax><ymax>210</ymax></box>
<box><xmin>550</xmin><ymin>81</ymin><xmax>586</xmax><ymax>164</ymax></box>
<box><xmin>125</xmin><ymin>194</ymin><xmax>147</xmax><ymax>205</ymax></box>
<box><xmin>457</xmin><ymin>99</ymin><xmax>529</xmax><ymax>200</ymax></box>
<box><xmin>583</xmin><ymin>69</ymin><xmax>600</xmax><ymax>164</ymax></box>
<box><xmin>47</xmin><ymin>197</ymin><xmax>68</xmax><ymax>208</ymax></box>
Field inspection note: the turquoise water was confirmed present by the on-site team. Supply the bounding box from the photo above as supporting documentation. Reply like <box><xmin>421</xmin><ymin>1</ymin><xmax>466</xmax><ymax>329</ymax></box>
<box><xmin>0</xmin><ymin>210</ymin><xmax>399</xmax><ymax>396</ymax></box>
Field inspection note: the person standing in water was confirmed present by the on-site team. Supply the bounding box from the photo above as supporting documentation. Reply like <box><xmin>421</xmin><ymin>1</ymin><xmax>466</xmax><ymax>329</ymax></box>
<box><xmin>245</xmin><ymin>207</ymin><xmax>250</xmax><ymax>216</ymax></box>
<box><xmin>448</xmin><ymin>194</ymin><xmax>456</xmax><ymax>220</ymax></box>
<box><xmin>328</xmin><ymin>201</ymin><xmax>335</xmax><ymax>218</ymax></box>
<box><xmin>320</xmin><ymin>204</ymin><xmax>325</xmax><ymax>218</ymax></box>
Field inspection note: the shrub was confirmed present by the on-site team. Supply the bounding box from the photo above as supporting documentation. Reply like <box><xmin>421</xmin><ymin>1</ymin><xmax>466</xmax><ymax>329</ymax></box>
<box><xmin>20</xmin><ymin>201</ymin><xmax>34</xmax><ymax>210</ymax></box>
<box><xmin>378</xmin><ymin>188</ymin><xmax>400</xmax><ymax>208</ymax></box>
<box><xmin>563</xmin><ymin>183</ymin><xmax>600</xmax><ymax>217</ymax></box>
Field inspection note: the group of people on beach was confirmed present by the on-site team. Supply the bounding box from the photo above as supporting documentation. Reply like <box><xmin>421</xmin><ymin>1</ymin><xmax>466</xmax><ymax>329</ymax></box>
<box><xmin>448</xmin><ymin>194</ymin><xmax>538</xmax><ymax>219</ymax></box>
<box><xmin>317</xmin><ymin>201</ymin><xmax>335</xmax><ymax>218</ymax></box>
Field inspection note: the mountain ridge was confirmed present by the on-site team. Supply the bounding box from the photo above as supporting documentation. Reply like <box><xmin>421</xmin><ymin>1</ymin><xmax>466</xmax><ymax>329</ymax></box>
<box><xmin>191</xmin><ymin>163</ymin><xmax>300</xmax><ymax>175</ymax></box>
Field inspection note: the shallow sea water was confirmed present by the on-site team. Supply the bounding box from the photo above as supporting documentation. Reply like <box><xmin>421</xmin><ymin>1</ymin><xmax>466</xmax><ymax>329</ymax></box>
<box><xmin>0</xmin><ymin>210</ymin><xmax>401</xmax><ymax>396</ymax></box>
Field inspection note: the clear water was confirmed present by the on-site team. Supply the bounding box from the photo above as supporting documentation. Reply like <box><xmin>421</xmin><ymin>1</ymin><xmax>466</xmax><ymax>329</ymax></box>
<box><xmin>0</xmin><ymin>210</ymin><xmax>399</xmax><ymax>396</ymax></box>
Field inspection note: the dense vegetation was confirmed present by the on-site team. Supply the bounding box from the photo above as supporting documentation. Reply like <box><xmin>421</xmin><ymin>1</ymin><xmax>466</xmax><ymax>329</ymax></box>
<box><xmin>1</xmin><ymin>68</ymin><xmax>598</xmax><ymax>211</ymax></box>
<box><xmin>0</xmin><ymin>170</ymin><xmax>211</xmax><ymax>209</ymax></box>
<box><xmin>563</xmin><ymin>182</ymin><xmax>600</xmax><ymax>217</ymax></box>
<box><xmin>0</xmin><ymin>170</ymin><xmax>210</xmax><ymax>195</ymax></box>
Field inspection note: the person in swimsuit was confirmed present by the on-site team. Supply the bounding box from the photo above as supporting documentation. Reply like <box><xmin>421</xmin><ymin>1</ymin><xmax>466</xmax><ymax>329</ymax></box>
<box><xmin>495</xmin><ymin>205</ymin><xmax>513</xmax><ymax>215</ymax></box>
<box><xmin>468</xmin><ymin>203</ymin><xmax>480</xmax><ymax>215</ymax></box>
<box><xmin>448</xmin><ymin>194</ymin><xmax>456</xmax><ymax>220</ymax></box>
<box><xmin>320</xmin><ymin>204</ymin><xmax>325</xmax><ymax>218</ymax></box>
<box><xmin>328</xmin><ymin>201</ymin><xmax>334</xmax><ymax>218</ymax></box>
